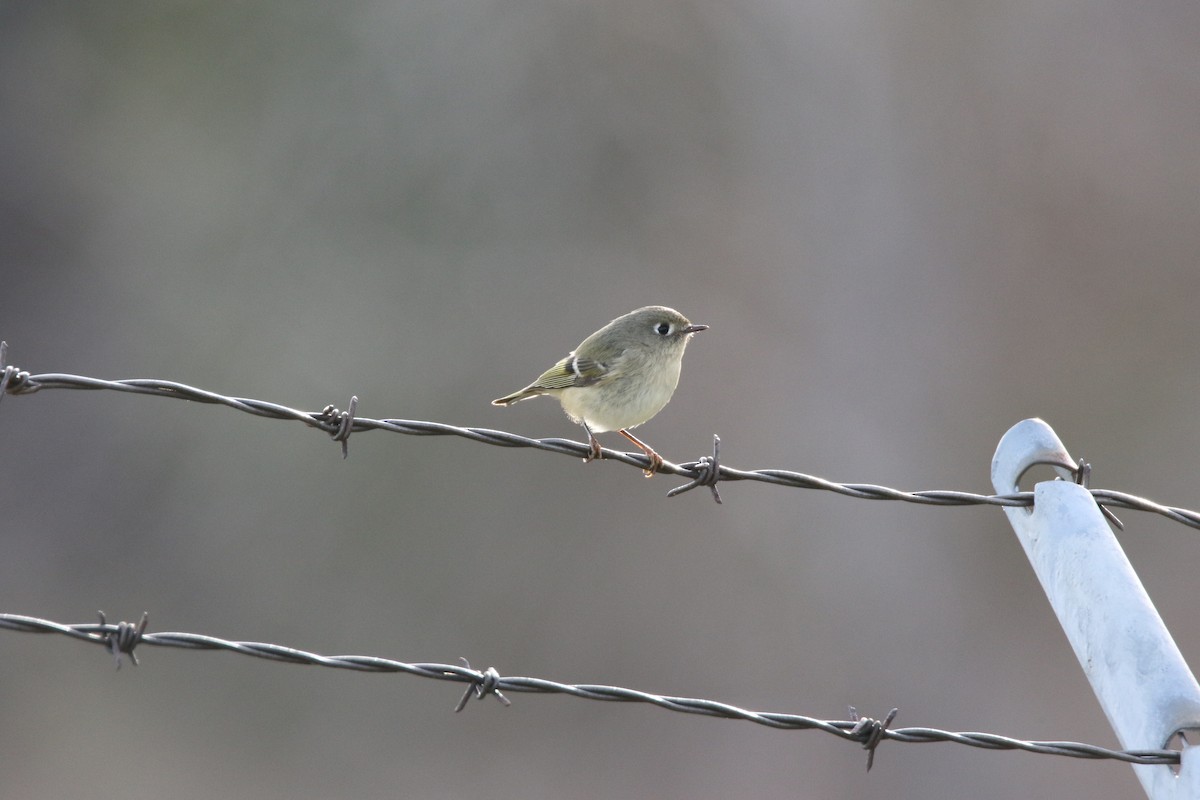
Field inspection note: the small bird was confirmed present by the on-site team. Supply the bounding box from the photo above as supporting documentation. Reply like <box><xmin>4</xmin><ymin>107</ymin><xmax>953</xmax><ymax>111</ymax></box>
<box><xmin>492</xmin><ymin>306</ymin><xmax>708</xmax><ymax>477</ymax></box>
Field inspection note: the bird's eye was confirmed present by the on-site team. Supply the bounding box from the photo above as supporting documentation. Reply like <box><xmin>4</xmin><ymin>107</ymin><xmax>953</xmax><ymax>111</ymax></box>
<box><xmin>655</xmin><ymin>322</ymin><xmax>673</xmax><ymax>336</ymax></box>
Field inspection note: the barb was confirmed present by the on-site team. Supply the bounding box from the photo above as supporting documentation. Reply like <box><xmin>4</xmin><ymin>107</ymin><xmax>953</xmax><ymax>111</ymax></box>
<box><xmin>455</xmin><ymin>658</ymin><xmax>512</xmax><ymax>712</ymax></box>
<box><xmin>667</xmin><ymin>434</ymin><xmax>723</xmax><ymax>504</ymax></box>
<box><xmin>0</xmin><ymin>613</ymin><xmax>1179</xmax><ymax>767</ymax></box>
<box><xmin>2</xmin><ymin>353</ymin><xmax>1199</xmax><ymax>529</ymax></box>
<box><xmin>316</xmin><ymin>396</ymin><xmax>358</xmax><ymax>458</ymax></box>
<box><xmin>1070</xmin><ymin>458</ymin><xmax>1124</xmax><ymax>530</ymax></box>
<box><xmin>849</xmin><ymin>705</ymin><xmax>899</xmax><ymax>771</ymax></box>
<box><xmin>97</xmin><ymin>610</ymin><xmax>149</xmax><ymax>669</ymax></box>
<box><xmin>0</xmin><ymin>340</ymin><xmax>31</xmax><ymax>405</ymax></box>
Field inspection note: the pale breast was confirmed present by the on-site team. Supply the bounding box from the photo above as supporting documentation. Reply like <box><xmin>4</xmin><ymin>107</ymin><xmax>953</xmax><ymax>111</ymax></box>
<box><xmin>558</xmin><ymin>352</ymin><xmax>683</xmax><ymax>432</ymax></box>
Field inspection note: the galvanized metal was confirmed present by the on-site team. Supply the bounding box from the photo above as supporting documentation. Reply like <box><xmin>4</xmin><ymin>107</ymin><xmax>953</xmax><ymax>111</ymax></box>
<box><xmin>993</xmin><ymin>418</ymin><xmax>1200</xmax><ymax>799</ymax></box>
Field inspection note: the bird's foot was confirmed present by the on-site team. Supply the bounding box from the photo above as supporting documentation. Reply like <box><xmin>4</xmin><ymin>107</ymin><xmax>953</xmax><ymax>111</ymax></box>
<box><xmin>619</xmin><ymin>429</ymin><xmax>663</xmax><ymax>478</ymax></box>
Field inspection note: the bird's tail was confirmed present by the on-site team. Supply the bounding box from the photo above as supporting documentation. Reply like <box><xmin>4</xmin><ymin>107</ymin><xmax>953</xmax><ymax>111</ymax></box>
<box><xmin>491</xmin><ymin>387</ymin><xmax>539</xmax><ymax>406</ymax></box>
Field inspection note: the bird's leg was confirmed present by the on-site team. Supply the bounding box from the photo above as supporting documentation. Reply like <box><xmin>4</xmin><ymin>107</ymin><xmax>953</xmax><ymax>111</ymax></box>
<box><xmin>582</xmin><ymin>422</ymin><xmax>603</xmax><ymax>463</ymax></box>
<box><xmin>619</xmin><ymin>429</ymin><xmax>664</xmax><ymax>478</ymax></box>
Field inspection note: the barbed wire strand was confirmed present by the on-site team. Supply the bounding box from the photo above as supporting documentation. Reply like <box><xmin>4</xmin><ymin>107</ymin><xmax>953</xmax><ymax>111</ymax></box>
<box><xmin>0</xmin><ymin>613</ymin><xmax>1179</xmax><ymax>768</ymax></box>
<box><xmin>3</xmin><ymin>353</ymin><xmax>1198</xmax><ymax>529</ymax></box>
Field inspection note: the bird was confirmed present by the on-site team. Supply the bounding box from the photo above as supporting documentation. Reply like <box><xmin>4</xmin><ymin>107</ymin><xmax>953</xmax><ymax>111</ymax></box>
<box><xmin>492</xmin><ymin>305</ymin><xmax>707</xmax><ymax>477</ymax></box>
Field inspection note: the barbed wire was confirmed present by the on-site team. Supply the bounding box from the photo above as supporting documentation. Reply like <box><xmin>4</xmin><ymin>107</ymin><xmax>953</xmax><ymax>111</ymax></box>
<box><xmin>3</xmin><ymin>346</ymin><xmax>1195</xmax><ymax>775</ymax></box>
<box><xmin>2</xmin><ymin>343</ymin><xmax>1198</xmax><ymax>528</ymax></box>
<box><xmin>0</xmin><ymin>612</ymin><xmax>1179</xmax><ymax>769</ymax></box>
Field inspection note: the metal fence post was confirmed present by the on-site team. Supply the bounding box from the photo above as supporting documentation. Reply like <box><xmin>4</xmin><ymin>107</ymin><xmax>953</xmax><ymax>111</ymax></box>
<box><xmin>992</xmin><ymin>418</ymin><xmax>1200</xmax><ymax>799</ymax></box>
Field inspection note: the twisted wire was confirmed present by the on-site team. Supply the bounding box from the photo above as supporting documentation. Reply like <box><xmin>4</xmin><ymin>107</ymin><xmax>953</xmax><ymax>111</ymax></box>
<box><xmin>2</xmin><ymin>362</ymin><xmax>1198</xmax><ymax>528</ymax></box>
<box><xmin>0</xmin><ymin>613</ymin><xmax>1179</xmax><ymax>767</ymax></box>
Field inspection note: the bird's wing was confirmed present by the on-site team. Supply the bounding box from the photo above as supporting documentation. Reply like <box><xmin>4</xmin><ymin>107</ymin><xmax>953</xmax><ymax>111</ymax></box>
<box><xmin>531</xmin><ymin>352</ymin><xmax>617</xmax><ymax>390</ymax></box>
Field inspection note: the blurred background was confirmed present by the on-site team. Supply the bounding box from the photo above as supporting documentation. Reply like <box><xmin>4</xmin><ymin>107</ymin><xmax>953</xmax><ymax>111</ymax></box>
<box><xmin>2</xmin><ymin>2</ymin><xmax>1199</xmax><ymax>798</ymax></box>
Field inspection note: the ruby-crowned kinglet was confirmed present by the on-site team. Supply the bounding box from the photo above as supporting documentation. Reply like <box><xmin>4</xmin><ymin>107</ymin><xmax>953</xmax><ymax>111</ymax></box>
<box><xmin>492</xmin><ymin>305</ymin><xmax>707</xmax><ymax>477</ymax></box>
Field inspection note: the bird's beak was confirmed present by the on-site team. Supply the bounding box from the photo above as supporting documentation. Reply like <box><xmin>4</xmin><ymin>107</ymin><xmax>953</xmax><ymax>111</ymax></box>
<box><xmin>684</xmin><ymin>324</ymin><xmax>709</xmax><ymax>334</ymax></box>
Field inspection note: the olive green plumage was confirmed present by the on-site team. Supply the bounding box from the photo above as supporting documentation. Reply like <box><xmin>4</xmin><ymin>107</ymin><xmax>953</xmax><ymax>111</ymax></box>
<box><xmin>492</xmin><ymin>305</ymin><xmax>707</xmax><ymax>476</ymax></box>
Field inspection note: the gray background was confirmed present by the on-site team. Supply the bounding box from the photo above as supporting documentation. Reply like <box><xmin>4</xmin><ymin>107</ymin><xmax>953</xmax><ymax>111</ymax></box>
<box><xmin>3</xmin><ymin>2</ymin><xmax>1199</xmax><ymax>798</ymax></box>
